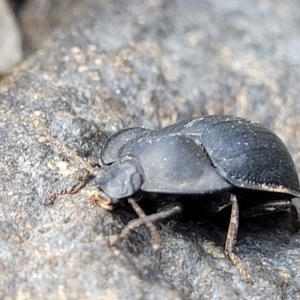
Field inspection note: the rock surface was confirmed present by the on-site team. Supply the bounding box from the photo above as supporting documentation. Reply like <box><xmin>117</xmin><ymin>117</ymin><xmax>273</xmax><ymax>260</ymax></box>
<box><xmin>19</xmin><ymin>0</ymin><xmax>83</xmax><ymax>56</ymax></box>
<box><xmin>1</xmin><ymin>0</ymin><xmax>300</xmax><ymax>299</ymax></box>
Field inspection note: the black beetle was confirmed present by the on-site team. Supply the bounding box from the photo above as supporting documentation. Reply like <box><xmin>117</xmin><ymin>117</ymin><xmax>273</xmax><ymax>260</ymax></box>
<box><xmin>41</xmin><ymin>115</ymin><xmax>300</xmax><ymax>283</ymax></box>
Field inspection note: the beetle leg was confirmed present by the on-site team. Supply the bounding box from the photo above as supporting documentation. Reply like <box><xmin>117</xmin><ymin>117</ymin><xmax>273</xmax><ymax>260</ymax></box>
<box><xmin>127</xmin><ymin>197</ymin><xmax>161</xmax><ymax>250</ymax></box>
<box><xmin>290</xmin><ymin>203</ymin><xmax>300</xmax><ymax>232</ymax></box>
<box><xmin>225</xmin><ymin>194</ymin><xmax>253</xmax><ymax>284</ymax></box>
<box><xmin>240</xmin><ymin>200</ymin><xmax>300</xmax><ymax>232</ymax></box>
<box><xmin>108</xmin><ymin>200</ymin><xmax>182</xmax><ymax>250</ymax></box>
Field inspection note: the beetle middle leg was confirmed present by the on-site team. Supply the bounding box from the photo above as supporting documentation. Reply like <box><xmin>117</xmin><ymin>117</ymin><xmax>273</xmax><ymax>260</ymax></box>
<box><xmin>240</xmin><ymin>200</ymin><xmax>300</xmax><ymax>232</ymax></box>
<box><xmin>225</xmin><ymin>194</ymin><xmax>253</xmax><ymax>283</ymax></box>
<box><xmin>108</xmin><ymin>198</ymin><xmax>182</xmax><ymax>250</ymax></box>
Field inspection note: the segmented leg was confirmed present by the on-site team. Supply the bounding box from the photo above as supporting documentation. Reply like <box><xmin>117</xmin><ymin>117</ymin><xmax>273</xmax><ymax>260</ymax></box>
<box><xmin>127</xmin><ymin>197</ymin><xmax>161</xmax><ymax>250</ymax></box>
<box><xmin>109</xmin><ymin>200</ymin><xmax>182</xmax><ymax>250</ymax></box>
<box><xmin>240</xmin><ymin>200</ymin><xmax>300</xmax><ymax>232</ymax></box>
<box><xmin>290</xmin><ymin>204</ymin><xmax>300</xmax><ymax>232</ymax></box>
<box><xmin>225</xmin><ymin>194</ymin><xmax>253</xmax><ymax>284</ymax></box>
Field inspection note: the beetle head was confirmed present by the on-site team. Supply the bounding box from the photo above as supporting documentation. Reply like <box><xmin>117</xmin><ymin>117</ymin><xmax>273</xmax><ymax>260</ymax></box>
<box><xmin>95</xmin><ymin>158</ymin><xmax>144</xmax><ymax>202</ymax></box>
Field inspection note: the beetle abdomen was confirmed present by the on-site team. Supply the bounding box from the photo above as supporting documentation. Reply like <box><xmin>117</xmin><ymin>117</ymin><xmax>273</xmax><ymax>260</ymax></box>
<box><xmin>198</xmin><ymin>118</ymin><xmax>300</xmax><ymax>197</ymax></box>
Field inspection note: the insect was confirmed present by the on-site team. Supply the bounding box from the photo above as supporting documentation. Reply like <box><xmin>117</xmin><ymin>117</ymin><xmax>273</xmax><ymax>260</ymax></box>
<box><xmin>41</xmin><ymin>115</ymin><xmax>300</xmax><ymax>283</ymax></box>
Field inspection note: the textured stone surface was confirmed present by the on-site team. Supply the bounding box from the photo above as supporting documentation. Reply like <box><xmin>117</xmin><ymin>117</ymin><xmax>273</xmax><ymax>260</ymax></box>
<box><xmin>19</xmin><ymin>0</ymin><xmax>83</xmax><ymax>56</ymax></box>
<box><xmin>1</xmin><ymin>0</ymin><xmax>300</xmax><ymax>299</ymax></box>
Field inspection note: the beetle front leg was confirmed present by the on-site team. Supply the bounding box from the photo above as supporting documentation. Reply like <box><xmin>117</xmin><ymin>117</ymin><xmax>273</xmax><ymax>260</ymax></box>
<box><xmin>127</xmin><ymin>197</ymin><xmax>161</xmax><ymax>250</ymax></box>
<box><xmin>225</xmin><ymin>194</ymin><xmax>253</xmax><ymax>283</ymax></box>
<box><xmin>108</xmin><ymin>199</ymin><xmax>182</xmax><ymax>250</ymax></box>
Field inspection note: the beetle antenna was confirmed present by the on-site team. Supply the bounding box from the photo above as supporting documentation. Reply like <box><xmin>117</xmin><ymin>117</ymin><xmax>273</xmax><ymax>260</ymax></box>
<box><xmin>44</xmin><ymin>175</ymin><xmax>93</xmax><ymax>205</ymax></box>
<box><xmin>39</xmin><ymin>136</ymin><xmax>95</xmax><ymax>174</ymax></box>
<box><xmin>39</xmin><ymin>136</ymin><xmax>96</xmax><ymax>205</ymax></box>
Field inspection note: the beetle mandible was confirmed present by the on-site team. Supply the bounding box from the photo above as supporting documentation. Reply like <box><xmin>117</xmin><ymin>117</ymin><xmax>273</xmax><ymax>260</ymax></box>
<box><xmin>41</xmin><ymin>115</ymin><xmax>300</xmax><ymax>283</ymax></box>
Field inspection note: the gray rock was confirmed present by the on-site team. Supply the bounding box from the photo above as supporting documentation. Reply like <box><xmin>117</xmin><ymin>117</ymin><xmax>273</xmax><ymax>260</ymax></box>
<box><xmin>19</xmin><ymin>0</ymin><xmax>83</xmax><ymax>55</ymax></box>
<box><xmin>1</xmin><ymin>0</ymin><xmax>300</xmax><ymax>299</ymax></box>
<box><xmin>0</xmin><ymin>0</ymin><xmax>22</xmax><ymax>73</ymax></box>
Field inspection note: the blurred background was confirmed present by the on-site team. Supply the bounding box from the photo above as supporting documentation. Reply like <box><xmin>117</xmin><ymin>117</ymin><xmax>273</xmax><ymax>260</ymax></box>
<box><xmin>0</xmin><ymin>0</ymin><xmax>81</xmax><ymax>74</ymax></box>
